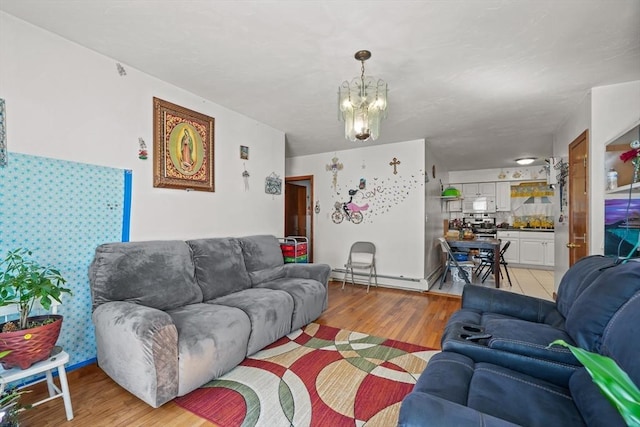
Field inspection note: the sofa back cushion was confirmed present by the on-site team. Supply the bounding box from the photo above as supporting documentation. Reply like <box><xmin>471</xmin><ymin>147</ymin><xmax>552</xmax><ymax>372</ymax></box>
<box><xmin>570</xmin><ymin>288</ymin><xmax>640</xmax><ymax>426</ymax></box>
<box><xmin>556</xmin><ymin>255</ymin><xmax>616</xmax><ymax>318</ymax></box>
<box><xmin>565</xmin><ymin>260</ymin><xmax>640</xmax><ymax>352</ymax></box>
<box><xmin>186</xmin><ymin>237</ymin><xmax>252</xmax><ymax>300</ymax></box>
<box><xmin>89</xmin><ymin>240</ymin><xmax>203</xmax><ymax>311</ymax></box>
<box><xmin>600</xmin><ymin>288</ymin><xmax>640</xmax><ymax>388</ymax></box>
<box><xmin>238</xmin><ymin>235</ymin><xmax>286</xmax><ymax>285</ymax></box>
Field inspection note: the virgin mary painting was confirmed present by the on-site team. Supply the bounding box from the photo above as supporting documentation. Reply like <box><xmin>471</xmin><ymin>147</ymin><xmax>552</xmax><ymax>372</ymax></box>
<box><xmin>153</xmin><ymin>97</ymin><xmax>214</xmax><ymax>192</ymax></box>
<box><xmin>168</xmin><ymin>123</ymin><xmax>204</xmax><ymax>176</ymax></box>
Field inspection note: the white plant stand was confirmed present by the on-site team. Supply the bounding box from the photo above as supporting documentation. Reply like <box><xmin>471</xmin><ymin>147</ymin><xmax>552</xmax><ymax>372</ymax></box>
<box><xmin>0</xmin><ymin>349</ymin><xmax>73</xmax><ymax>421</ymax></box>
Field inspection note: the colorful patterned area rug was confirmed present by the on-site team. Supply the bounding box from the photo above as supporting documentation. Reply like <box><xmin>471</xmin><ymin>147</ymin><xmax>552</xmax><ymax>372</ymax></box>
<box><xmin>174</xmin><ymin>323</ymin><xmax>438</xmax><ymax>427</ymax></box>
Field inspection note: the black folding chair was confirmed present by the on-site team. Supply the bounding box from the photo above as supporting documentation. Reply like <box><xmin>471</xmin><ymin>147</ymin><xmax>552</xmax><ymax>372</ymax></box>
<box><xmin>480</xmin><ymin>240</ymin><xmax>512</xmax><ymax>286</ymax></box>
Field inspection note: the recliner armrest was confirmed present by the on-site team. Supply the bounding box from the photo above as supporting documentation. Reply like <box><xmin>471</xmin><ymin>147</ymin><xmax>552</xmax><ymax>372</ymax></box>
<box><xmin>93</xmin><ymin>301</ymin><xmax>178</xmax><ymax>408</ymax></box>
<box><xmin>461</xmin><ymin>285</ymin><xmax>558</xmax><ymax>323</ymax></box>
<box><xmin>283</xmin><ymin>263</ymin><xmax>331</xmax><ymax>287</ymax></box>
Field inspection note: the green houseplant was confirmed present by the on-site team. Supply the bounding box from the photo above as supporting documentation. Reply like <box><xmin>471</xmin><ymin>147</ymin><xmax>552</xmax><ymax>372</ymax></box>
<box><xmin>550</xmin><ymin>340</ymin><xmax>640</xmax><ymax>425</ymax></box>
<box><xmin>0</xmin><ymin>249</ymin><xmax>72</xmax><ymax>369</ymax></box>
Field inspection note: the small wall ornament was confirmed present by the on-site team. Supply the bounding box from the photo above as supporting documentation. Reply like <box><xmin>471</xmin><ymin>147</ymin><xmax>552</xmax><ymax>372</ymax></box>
<box><xmin>389</xmin><ymin>157</ymin><xmax>401</xmax><ymax>175</ymax></box>
<box><xmin>240</xmin><ymin>145</ymin><xmax>249</xmax><ymax>160</ymax></box>
<box><xmin>242</xmin><ymin>163</ymin><xmax>250</xmax><ymax>191</ymax></box>
<box><xmin>326</xmin><ymin>156</ymin><xmax>343</xmax><ymax>191</ymax></box>
<box><xmin>138</xmin><ymin>138</ymin><xmax>148</xmax><ymax>160</ymax></box>
<box><xmin>265</xmin><ymin>172</ymin><xmax>282</xmax><ymax>195</ymax></box>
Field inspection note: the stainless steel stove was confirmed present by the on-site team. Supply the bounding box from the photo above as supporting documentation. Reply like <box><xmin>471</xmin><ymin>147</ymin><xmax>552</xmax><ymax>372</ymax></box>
<box><xmin>465</xmin><ymin>214</ymin><xmax>497</xmax><ymax>238</ymax></box>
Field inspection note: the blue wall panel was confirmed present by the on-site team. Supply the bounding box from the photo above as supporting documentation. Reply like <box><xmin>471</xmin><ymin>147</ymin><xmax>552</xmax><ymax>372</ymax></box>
<box><xmin>0</xmin><ymin>153</ymin><xmax>130</xmax><ymax>368</ymax></box>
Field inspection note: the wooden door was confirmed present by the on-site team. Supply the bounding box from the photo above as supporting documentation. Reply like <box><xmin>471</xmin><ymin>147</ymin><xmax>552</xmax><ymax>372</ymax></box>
<box><xmin>285</xmin><ymin>183</ymin><xmax>306</xmax><ymax>238</ymax></box>
<box><xmin>568</xmin><ymin>130</ymin><xmax>589</xmax><ymax>265</ymax></box>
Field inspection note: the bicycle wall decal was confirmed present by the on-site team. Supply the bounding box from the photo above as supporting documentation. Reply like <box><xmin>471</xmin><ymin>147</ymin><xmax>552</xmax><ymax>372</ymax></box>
<box><xmin>332</xmin><ymin>189</ymin><xmax>369</xmax><ymax>224</ymax></box>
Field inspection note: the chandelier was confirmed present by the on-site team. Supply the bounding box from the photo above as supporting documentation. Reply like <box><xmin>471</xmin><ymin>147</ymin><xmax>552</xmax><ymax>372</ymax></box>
<box><xmin>338</xmin><ymin>50</ymin><xmax>388</xmax><ymax>142</ymax></box>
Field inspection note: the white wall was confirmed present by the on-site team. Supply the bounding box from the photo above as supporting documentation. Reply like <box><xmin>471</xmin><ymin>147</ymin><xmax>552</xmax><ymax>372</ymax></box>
<box><xmin>286</xmin><ymin>140</ymin><xmax>426</xmax><ymax>290</ymax></box>
<box><xmin>0</xmin><ymin>12</ymin><xmax>285</xmax><ymax>241</ymax></box>
<box><xmin>551</xmin><ymin>92</ymin><xmax>591</xmax><ymax>290</ymax></box>
<box><xmin>424</xmin><ymin>143</ymin><xmax>451</xmax><ymax>283</ymax></box>
<box><xmin>590</xmin><ymin>81</ymin><xmax>640</xmax><ymax>254</ymax></box>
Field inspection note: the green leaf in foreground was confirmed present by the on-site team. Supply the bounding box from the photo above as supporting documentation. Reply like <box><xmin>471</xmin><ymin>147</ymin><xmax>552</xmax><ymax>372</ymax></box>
<box><xmin>549</xmin><ymin>339</ymin><xmax>640</xmax><ymax>426</ymax></box>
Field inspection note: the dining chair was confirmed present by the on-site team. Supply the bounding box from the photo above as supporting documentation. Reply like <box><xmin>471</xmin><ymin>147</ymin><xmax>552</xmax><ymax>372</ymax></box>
<box><xmin>437</xmin><ymin>237</ymin><xmax>475</xmax><ymax>288</ymax></box>
<box><xmin>479</xmin><ymin>240</ymin><xmax>513</xmax><ymax>286</ymax></box>
<box><xmin>342</xmin><ymin>241</ymin><xmax>378</xmax><ymax>293</ymax></box>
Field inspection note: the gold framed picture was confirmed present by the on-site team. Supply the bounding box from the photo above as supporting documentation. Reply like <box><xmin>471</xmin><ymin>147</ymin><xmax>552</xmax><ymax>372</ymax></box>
<box><xmin>153</xmin><ymin>97</ymin><xmax>215</xmax><ymax>192</ymax></box>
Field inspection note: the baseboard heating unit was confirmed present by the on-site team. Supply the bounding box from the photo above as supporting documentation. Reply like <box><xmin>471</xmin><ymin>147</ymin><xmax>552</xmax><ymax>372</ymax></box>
<box><xmin>331</xmin><ymin>268</ymin><xmax>427</xmax><ymax>292</ymax></box>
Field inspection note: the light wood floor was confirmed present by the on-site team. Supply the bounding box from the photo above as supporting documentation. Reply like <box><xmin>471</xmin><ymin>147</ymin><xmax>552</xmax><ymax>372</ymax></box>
<box><xmin>429</xmin><ymin>266</ymin><xmax>556</xmax><ymax>301</ymax></box>
<box><xmin>18</xmin><ymin>282</ymin><xmax>461</xmax><ymax>427</ymax></box>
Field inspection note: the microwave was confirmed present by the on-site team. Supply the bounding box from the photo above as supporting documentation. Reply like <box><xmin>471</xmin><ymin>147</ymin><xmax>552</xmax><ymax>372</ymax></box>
<box><xmin>463</xmin><ymin>197</ymin><xmax>496</xmax><ymax>213</ymax></box>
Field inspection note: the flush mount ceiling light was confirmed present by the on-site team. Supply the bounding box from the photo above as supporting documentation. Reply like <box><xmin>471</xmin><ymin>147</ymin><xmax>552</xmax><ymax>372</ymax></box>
<box><xmin>516</xmin><ymin>158</ymin><xmax>536</xmax><ymax>165</ymax></box>
<box><xmin>338</xmin><ymin>50</ymin><xmax>388</xmax><ymax>142</ymax></box>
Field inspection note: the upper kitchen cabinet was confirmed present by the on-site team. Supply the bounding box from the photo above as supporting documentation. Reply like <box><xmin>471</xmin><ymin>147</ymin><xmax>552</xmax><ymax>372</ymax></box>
<box><xmin>462</xmin><ymin>182</ymin><xmax>496</xmax><ymax>197</ymax></box>
<box><xmin>495</xmin><ymin>182</ymin><xmax>511</xmax><ymax>211</ymax></box>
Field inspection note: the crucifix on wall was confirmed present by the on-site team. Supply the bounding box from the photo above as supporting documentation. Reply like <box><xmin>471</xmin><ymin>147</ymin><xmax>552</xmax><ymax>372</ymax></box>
<box><xmin>326</xmin><ymin>156</ymin><xmax>344</xmax><ymax>191</ymax></box>
<box><xmin>389</xmin><ymin>157</ymin><xmax>401</xmax><ymax>175</ymax></box>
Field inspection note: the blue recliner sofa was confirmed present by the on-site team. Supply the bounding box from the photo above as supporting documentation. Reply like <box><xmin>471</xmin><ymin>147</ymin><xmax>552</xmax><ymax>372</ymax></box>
<box><xmin>398</xmin><ymin>257</ymin><xmax>640</xmax><ymax>426</ymax></box>
<box><xmin>440</xmin><ymin>256</ymin><xmax>639</xmax><ymax>384</ymax></box>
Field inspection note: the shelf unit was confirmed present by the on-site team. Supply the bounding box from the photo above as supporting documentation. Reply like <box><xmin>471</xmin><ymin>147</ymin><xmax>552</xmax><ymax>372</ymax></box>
<box><xmin>605</xmin><ymin>182</ymin><xmax>639</xmax><ymax>195</ymax></box>
<box><xmin>604</xmin><ymin>119</ymin><xmax>640</xmax><ymax>193</ymax></box>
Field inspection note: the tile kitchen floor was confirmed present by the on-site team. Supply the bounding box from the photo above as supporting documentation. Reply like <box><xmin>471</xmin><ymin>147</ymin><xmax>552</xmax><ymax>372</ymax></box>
<box><xmin>429</xmin><ymin>266</ymin><xmax>555</xmax><ymax>301</ymax></box>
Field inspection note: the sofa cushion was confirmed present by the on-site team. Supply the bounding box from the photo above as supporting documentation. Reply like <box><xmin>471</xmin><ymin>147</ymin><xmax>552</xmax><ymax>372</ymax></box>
<box><xmin>565</xmin><ymin>261</ymin><xmax>640</xmax><ymax>352</ymax></box>
<box><xmin>167</xmin><ymin>303</ymin><xmax>251</xmax><ymax>396</ymax></box>
<box><xmin>255</xmin><ymin>277</ymin><xmax>326</xmax><ymax>330</ymax></box>
<box><xmin>187</xmin><ymin>237</ymin><xmax>252</xmax><ymax>300</ymax></box>
<box><xmin>599</xmin><ymin>289</ymin><xmax>640</xmax><ymax>385</ymax></box>
<box><xmin>89</xmin><ymin>240</ymin><xmax>203</xmax><ymax>311</ymax></box>
<box><xmin>569</xmin><ymin>368</ymin><xmax>626</xmax><ymax>427</ymax></box>
<box><xmin>210</xmin><ymin>288</ymin><xmax>294</xmax><ymax>355</ymax></box>
<box><xmin>484</xmin><ymin>318</ymin><xmax>577</xmax><ymax>365</ymax></box>
<box><xmin>411</xmin><ymin>352</ymin><xmax>586</xmax><ymax>427</ymax></box>
<box><xmin>239</xmin><ymin>235</ymin><xmax>286</xmax><ymax>285</ymax></box>
<box><xmin>555</xmin><ymin>255</ymin><xmax>616</xmax><ymax>318</ymax></box>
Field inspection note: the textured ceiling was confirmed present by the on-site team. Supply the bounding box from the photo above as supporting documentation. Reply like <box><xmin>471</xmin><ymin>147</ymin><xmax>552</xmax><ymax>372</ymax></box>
<box><xmin>1</xmin><ymin>1</ymin><xmax>639</xmax><ymax>171</ymax></box>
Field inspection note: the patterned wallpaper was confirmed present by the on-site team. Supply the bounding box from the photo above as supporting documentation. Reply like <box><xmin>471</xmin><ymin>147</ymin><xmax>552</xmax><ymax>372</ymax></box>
<box><xmin>0</xmin><ymin>153</ymin><xmax>129</xmax><ymax>368</ymax></box>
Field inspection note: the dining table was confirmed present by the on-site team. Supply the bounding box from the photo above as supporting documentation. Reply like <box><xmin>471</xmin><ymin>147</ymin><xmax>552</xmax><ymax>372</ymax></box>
<box><xmin>446</xmin><ymin>237</ymin><xmax>502</xmax><ymax>288</ymax></box>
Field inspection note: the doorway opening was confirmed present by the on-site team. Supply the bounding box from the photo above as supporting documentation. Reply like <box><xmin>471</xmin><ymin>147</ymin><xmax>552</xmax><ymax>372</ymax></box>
<box><xmin>285</xmin><ymin>175</ymin><xmax>314</xmax><ymax>262</ymax></box>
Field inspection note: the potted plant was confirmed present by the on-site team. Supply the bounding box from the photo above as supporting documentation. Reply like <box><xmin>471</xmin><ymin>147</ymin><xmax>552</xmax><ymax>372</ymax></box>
<box><xmin>550</xmin><ymin>340</ymin><xmax>640</xmax><ymax>425</ymax></box>
<box><xmin>0</xmin><ymin>249</ymin><xmax>72</xmax><ymax>369</ymax></box>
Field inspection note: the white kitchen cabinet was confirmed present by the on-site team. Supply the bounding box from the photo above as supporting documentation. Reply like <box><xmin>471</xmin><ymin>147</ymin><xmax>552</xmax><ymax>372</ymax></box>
<box><xmin>543</xmin><ymin>237</ymin><xmax>555</xmax><ymax>267</ymax></box>
<box><xmin>462</xmin><ymin>182</ymin><xmax>495</xmax><ymax>197</ymax></box>
<box><xmin>479</xmin><ymin>182</ymin><xmax>496</xmax><ymax>196</ymax></box>
<box><xmin>520</xmin><ymin>238</ymin><xmax>545</xmax><ymax>265</ymax></box>
<box><xmin>448</xmin><ymin>199</ymin><xmax>462</xmax><ymax>212</ymax></box>
<box><xmin>519</xmin><ymin>232</ymin><xmax>555</xmax><ymax>266</ymax></box>
<box><xmin>497</xmin><ymin>230</ymin><xmax>520</xmax><ymax>264</ymax></box>
<box><xmin>495</xmin><ymin>182</ymin><xmax>511</xmax><ymax>212</ymax></box>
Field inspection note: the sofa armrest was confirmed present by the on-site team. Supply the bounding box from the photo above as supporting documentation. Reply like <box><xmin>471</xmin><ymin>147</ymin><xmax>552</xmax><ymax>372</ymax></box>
<box><xmin>398</xmin><ymin>392</ymin><xmax>520</xmax><ymax>427</ymax></box>
<box><xmin>284</xmin><ymin>263</ymin><xmax>331</xmax><ymax>287</ymax></box>
<box><xmin>93</xmin><ymin>301</ymin><xmax>178</xmax><ymax>408</ymax></box>
<box><xmin>462</xmin><ymin>285</ymin><xmax>558</xmax><ymax>323</ymax></box>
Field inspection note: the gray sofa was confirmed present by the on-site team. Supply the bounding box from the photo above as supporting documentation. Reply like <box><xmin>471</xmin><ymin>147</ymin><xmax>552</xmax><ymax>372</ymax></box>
<box><xmin>89</xmin><ymin>234</ymin><xmax>331</xmax><ymax>408</ymax></box>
